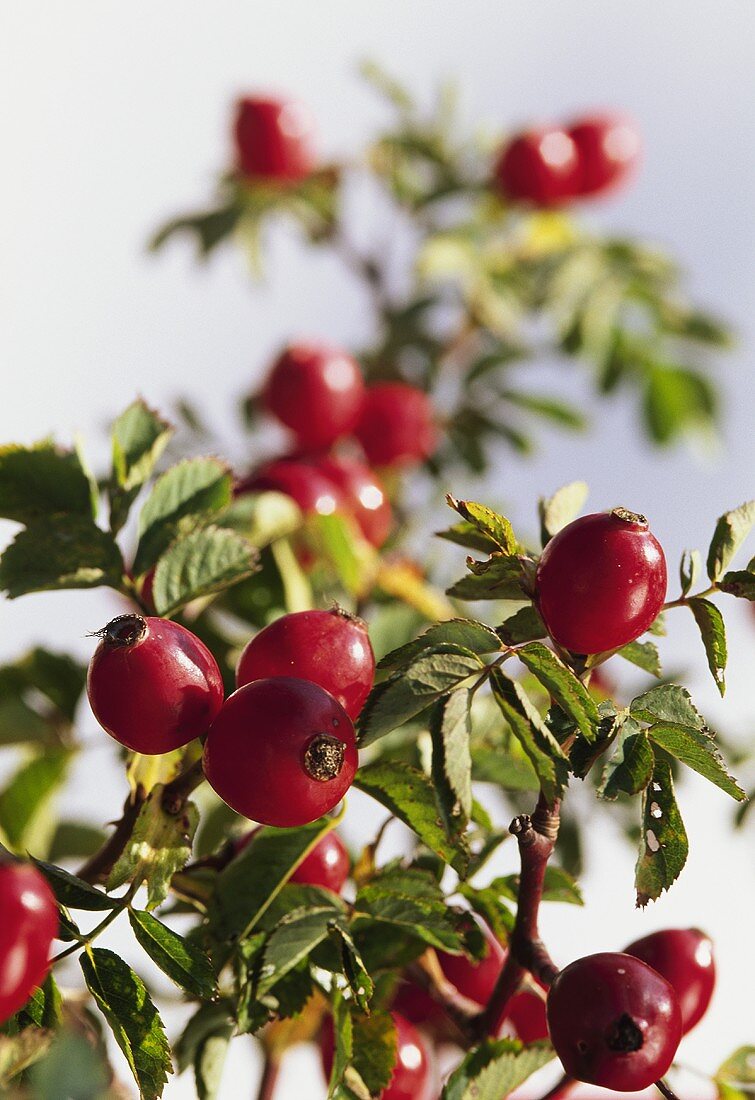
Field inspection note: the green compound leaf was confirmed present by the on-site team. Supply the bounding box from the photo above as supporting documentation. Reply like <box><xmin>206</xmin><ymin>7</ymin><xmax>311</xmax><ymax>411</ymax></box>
<box><xmin>719</xmin><ymin>569</ymin><xmax>755</xmax><ymax>600</ymax></box>
<box><xmin>446</xmin><ymin>496</ymin><xmax>517</xmax><ymax>554</ymax></box>
<box><xmin>377</xmin><ymin>619</ymin><xmax>502</xmax><ymax>670</ymax></box>
<box><xmin>616</xmin><ymin>639</ymin><xmax>662</xmax><ymax>677</ymax></box>
<box><xmin>0</xmin><ymin>748</ymin><xmax>71</xmax><ymax>851</ymax></box>
<box><xmin>706</xmin><ymin>500</ymin><xmax>755</xmax><ymax>582</ymax></box>
<box><xmin>443</xmin><ymin>1038</ymin><xmax>554</xmax><ymax>1100</ymax></box>
<box><xmin>630</xmin><ymin>684</ymin><xmax>705</xmax><ymax>730</ymax></box>
<box><xmin>32</xmin><ymin>859</ymin><xmax>117</xmax><ymax>911</ymax></box>
<box><xmin>0</xmin><ymin>516</ymin><xmax>124</xmax><ymax>598</ymax></box>
<box><xmin>349</xmin><ymin>1010</ymin><xmax>397</xmax><ymax>1099</ymax></box>
<box><xmin>447</xmin><ymin>554</ymin><xmax>529</xmax><ymax>601</ymax></box>
<box><xmin>497</xmin><ymin>606</ymin><xmax>546</xmax><ymax>645</ymax></box>
<box><xmin>647</xmin><ymin>723</ymin><xmax>745</xmax><ymax>801</ymax></box>
<box><xmin>688</xmin><ymin>597</ymin><xmax>727</xmax><ymax>696</ymax></box>
<box><xmin>635</xmin><ymin>752</ymin><xmax>688</xmax><ymax>907</ymax></box>
<box><xmin>128</xmin><ymin>910</ymin><xmax>217</xmax><ymax>999</ymax></box>
<box><xmin>517</xmin><ymin>642</ymin><xmax>600</xmax><ymax>742</ymax></box>
<box><xmin>490</xmin><ymin>671</ymin><xmax>568</xmax><ymax>805</ymax></box>
<box><xmin>679</xmin><ymin>548</ymin><xmax>702</xmax><ymax>596</ymax></box>
<box><xmin>133</xmin><ymin>457</ymin><xmax>233</xmax><ymax>575</ymax></box>
<box><xmin>150</xmin><ymin>526</ymin><xmax>259</xmax><ymax>616</ymax></box>
<box><xmin>80</xmin><ymin>948</ymin><xmax>172</xmax><ymax>1100</ymax></box>
<box><xmin>0</xmin><ymin>442</ymin><xmax>96</xmax><ymax>524</ymax></box>
<box><xmin>538</xmin><ymin>480</ymin><xmax>589</xmax><ymax>547</ymax></box>
<box><xmin>715</xmin><ymin>1046</ymin><xmax>755</xmax><ymax>1100</ymax></box>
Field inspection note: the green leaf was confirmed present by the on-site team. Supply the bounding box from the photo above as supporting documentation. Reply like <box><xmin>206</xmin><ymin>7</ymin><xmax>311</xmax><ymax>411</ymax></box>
<box><xmin>499</xmin><ymin>389</ymin><xmax>586</xmax><ymax>430</ymax></box>
<box><xmin>219</xmin><ymin>491</ymin><xmax>301</xmax><ymax>546</ymax></box>
<box><xmin>32</xmin><ymin>858</ymin><xmax>116</xmax><ymax>911</ymax></box>
<box><xmin>17</xmin><ymin>648</ymin><xmax>87</xmax><ymax>723</ymax></box>
<box><xmin>350</xmin><ymin>1010</ymin><xmax>397</xmax><ymax>1098</ymax></box>
<box><xmin>446</xmin><ymin>496</ymin><xmax>516</xmax><ymax>554</ymax></box>
<box><xmin>616</xmin><ymin>640</ymin><xmax>662</xmax><ymax>677</ymax></box>
<box><xmin>354</xmin><ymin>761</ymin><xmax>469</xmax><ymax>875</ymax></box>
<box><xmin>16</xmin><ymin>974</ymin><xmax>63</xmax><ymax>1030</ymax></box>
<box><xmin>194</xmin><ymin>1026</ymin><xmax>231</xmax><ymax>1100</ymax></box>
<box><xmin>128</xmin><ymin>911</ymin><xmax>217</xmax><ymax>998</ymax></box>
<box><xmin>257</xmin><ymin>904</ymin><xmax>344</xmax><ymax>995</ymax></box>
<box><xmin>149</xmin><ymin>201</ymin><xmax>243</xmax><ymax>257</ymax></box>
<box><xmin>447</xmin><ymin>554</ymin><xmax>529</xmax><ymax>601</ymax></box>
<box><xmin>497</xmin><ymin>606</ymin><xmax>546</xmax><ymax>645</ymax></box>
<box><xmin>48</xmin><ymin>820</ymin><xmax>106</xmax><ymax>861</ymax></box>
<box><xmin>643</xmin><ymin>365</ymin><xmax>717</xmax><ymax>444</ymax></box>
<box><xmin>0</xmin><ymin>442</ymin><xmax>96</xmax><ymax>524</ymax></box>
<box><xmin>209</xmin><ymin>817</ymin><xmax>337</xmax><ymax>942</ymax></box>
<box><xmin>630</xmin><ymin>684</ymin><xmax>705</xmax><ymax>730</ymax></box>
<box><xmin>80</xmin><ymin>948</ymin><xmax>172</xmax><ymax>1099</ymax></box>
<box><xmin>679</xmin><ymin>548</ymin><xmax>701</xmax><ymax>596</ymax></box>
<box><xmin>0</xmin><ymin>516</ymin><xmax>124</xmax><ymax>598</ymax></box>
<box><xmin>494</xmin><ymin>865</ymin><xmax>584</xmax><ymax>907</ymax></box>
<box><xmin>635</xmin><ymin>752</ymin><xmax>688</xmax><ymax>907</ymax></box>
<box><xmin>457</xmin><ymin>884</ymin><xmax>515</xmax><ymax>942</ymax></box>
<box><xmin>443</xmin><ymin>1038</ymin><xmax>554</xmax><ymax>1100</ymax></box>
<box><xmin>107</xmin><ymin>786</ymin><xmax>198</xmax><ymax>910</ymax></box>
<box><xmin>517</xmin><ymin>642</ymin><xmax>600</xmax><ymax>742</ymax></box>
<box><xmin>706</xmin><ymin>500</ymin><xmax>755</xmax><ymax>582</ymax></box>
<box><xmin>354</xmin><ymin>889</ymin><xmax>462</xmax><ymax>954</ymax></box>
<box><xmin>329</xmin><ymin>922</ymin><xmax>374</xmax><ymax>1012</ymax></box>
<box><xmin>715</xmin><ymin>1046</ymin><xmax>755</xmax><ymax>1100</ymax></box>
<box><xmin>0</xmin><ymin>749</ymin><xmax>71</xmax><ymax>851</ymax></box>
<box><xmin>599</xmin><ymin>721</ymin><xmax>654</xmax><ymax>800</ymax></box>
<box><xmin>647</xmin><ymin>723</ymin><xmax>745</xmax><ymax>801</ymax></box>
<box><xmin>0</xmin><ymin>1028</ymin><xmax>55</xmax><ymax>1089</ymax></box>
<box><xmin>437</xmin><ymin>520</ymin><xmax>503</xmax><ymax>554</ymax></box>
<box><xmin>313</xmin><ymin>513</ymin><xmax>366</xmax><ymax>595</ymax></box>
<box><xmin>471</xmin><ymin>747</ymin><xmax>540</xmax><ymax>792</ymax></box>
<box><xmin>377</xmin><ymin>619</ymin><xmax>502</xmax><ymax>670</ymax></box>
<box><xmin>719</xmin><ymin>570</ymin><xmax>755</xmax><ymax>600</ymax></box>
<box><xmin>430</xmin><ymin>690</ymin><xmax>472</xmax><ymax>837</ymax></box>
<box><xmin>358</xmin><ymin>644</ymin><xmax>484</xmax><ymax>748</ymax></box>
<box><xmin>489</xmin><ymin>671</ymin><xmax>568</xmax><ymax>805</ymax></box>
<box><xmin>133</xmin><ymin>457</ymin><xmax>233</xmax><ymax>575</ymax></box>
<box><xmin>150</xmin><ymin>526</ymin><xmax>259</xmax><ymax>616</ymax></box>
<box><xmin>689</xmin><ymin>598</ymin><xmax>727</xmax><ymax>696</ymax></box>
<box><xmin>174</xmin><ymin>1002</ymin><xmax>234</xmax><ymax>1075</ymax></box>
<box><xmin>538</xmin><ymin>481</ymin><xmax>589</xmax><ymax>546</ymax></box>
<box><xmin>109</xmin><ymin>401</ymin><xmax>173</xmax><ymax>534</ymax></box>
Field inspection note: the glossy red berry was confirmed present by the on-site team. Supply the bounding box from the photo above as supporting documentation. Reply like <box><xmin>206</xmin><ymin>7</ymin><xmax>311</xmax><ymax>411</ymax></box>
<box><xmin>547</xmin><ymin>952</ymin><xmax>682</xmax><ymax>1092</ymax></box>
<box><xmin>87</xmin><ymin>615</ymin><xmax>224</xmax><ymax>755</ymax></box>
<box><xmin>569</xmin><ymin>114</ymin><xmax>641</xmax><ymax>198</ymax></box>
<box><xmin>236</xmin><ymin>460</ymin><xmax>344</xmax><ymax>518</ymax></box>
<box><xmin>234</xmin><ymin>96</ymin><xmax>316</xmax><ymax>183</ymax></box>
<box><xmin>0</xmin><ymin>859</ymin><xmax>58</xmax><ymax>1023</ymax></box>
<box><xmin>625</xmin><ymin>928</ymin><xmax>715</xmax><ymax>1035</ymax></box>
<box><xmin>506</xmin><ymin>988</ymin><xmax>549</xmax><ymax>1044</ymax></box>
<box><xmin>354</xmin><ymin>383</ymin><xmax>437</xmax><ymax>468</ymax></box>
<box><xmin>236</xmin><ymin>608</ymin><xmax>375</xmax><ymax>720</ymax></box>
<box><xmin>263</xmin><ymin>343</ymin><xmax>365</xmax><ymax>450</ymax></box>
<box><xmin>321</xmin><ymin>1010</ymin><xmax>433</xmax><ymax>1100</ymax></box>
<box><xmin>313</xmin><ymin>455</ymin><xmax>393</xmax><ymax>547</ymax></box>
<box><xmin>494</xmin><ymin>127</ymin><xmax>580</xmax><ymax>206</ymax></box>
<box><xmin>437</xmin><ymin>920</ymin><xmax>506</xmax><ymax>1007</ymax></box>
<box><xmin>203</xmin><ymin>677</ymin><xmax>357</xmax><ymax>827</ymax></box>
<box><xmin>234</xmin><ymin>828</ymin><xmax>350</xmax><ymax>894</ymax></box>
<box><xmin>535</xmin><ymin>509</ymin><xmax>667</xmax><ymax>654</ymax></box>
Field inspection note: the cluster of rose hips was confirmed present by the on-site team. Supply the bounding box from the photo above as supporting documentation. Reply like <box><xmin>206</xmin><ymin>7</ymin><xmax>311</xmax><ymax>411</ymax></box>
<box><xmin>234</xmin><ymin>341</ymin><xmax>437</xmax><ymax>551</ymax></box>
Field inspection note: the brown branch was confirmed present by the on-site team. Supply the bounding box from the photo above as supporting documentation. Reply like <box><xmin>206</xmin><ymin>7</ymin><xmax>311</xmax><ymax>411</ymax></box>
<box><xmin>255</xmin><ymin>1053</ymin><xmax>280</xmax><ymax>1100</ymax></box>
<box><xmin>655</xmin><ymin>1080</ymin><xmax>681</xmax><ymax>1100</ymax></box>
<box><xmin>76</xmin><ymin>786</ymin><xmax>146</xmax><ymax>885</ymax></box>
<box><xmin>472</xmin><ymin>791</ymin><xmax>560</xmax><ymax>1040</ymax></box>
<box><xmin>407</xmin><ymin>950</ymin><xmax>482</xmax><ymax>1037</ymax></box>
<box><xmin>161</xmin><ymin>756</ymin><xmax>206</xmax><ymax>815</ymax></box>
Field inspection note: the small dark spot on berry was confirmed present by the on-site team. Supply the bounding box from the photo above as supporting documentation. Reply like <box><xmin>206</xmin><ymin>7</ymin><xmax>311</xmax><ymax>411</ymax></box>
<box><xmin>605</xmin><ymin>1013</ymin><xmax>644</xmax><ymax>1053</ymax></box>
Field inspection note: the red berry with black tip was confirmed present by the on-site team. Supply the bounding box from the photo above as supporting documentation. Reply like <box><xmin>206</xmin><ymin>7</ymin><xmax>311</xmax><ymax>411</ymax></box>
<box><xmin>87</xmin><ymin>615</ymin><xmax>224</xmax><ymax>755</ymax></box>
<box><xmin>236</xmin><ymin>608</ymin><xmax>375</xmax><ymax>720</ymax></box>
<box><xmin>494</xmin><ymin>127</ymin><xmax>580</xmax><ymax>206</ymax></box>
<box><xmin>569</xmin><ymin>114</ymin><xmax>641</xmax><ymax>198</ymax></box>
<box><xmin>320</xmin><ymin>1010</ymin><xmax>433</xmax><ymax>1100</ymax></box>
<box><xmin>263</xmin><ymin>343</ymin><xmax>365</xmax><ymax>450</ymax></box>
<box><xmin>203</xmin><ymin>677</ymin><xmax>357</xmax><ymax>827</ymax></box>
<box><xmin>0</xmin><ymin>858</ymin><xmax>58</xmax><ymax>1023</ymax></box>
<box><xmin>234</xmin><ymin>96</ymin><xmax>316</xmax><ymax>183</ymax></box>
<box><xmin>314</xmin><ymin>455</ymin><xmax>393</xmax><ymax>547</ymax></box>
<box><xmin>354</xmin><ymin>383</ymin><xmax>437</xmax><ymax>468</ymax></box>
<box><xmin>236</xmin><ymin>459</ymin><xmax>344</xmax><ymax>518</ymax></box>
<box><xmin>535</xmin><ymin>509</ymin><xmax>667</xmax><ymax>654</ymax></box>
<box><xmin>625</xmin><ymin>928</ymin><xmax>715</xmax><ymax>1035</ymax></box>
<box><xmin>546</xmin><ymin>952</ymin><xmax>682</xmax><ymax>1092</ymax></box>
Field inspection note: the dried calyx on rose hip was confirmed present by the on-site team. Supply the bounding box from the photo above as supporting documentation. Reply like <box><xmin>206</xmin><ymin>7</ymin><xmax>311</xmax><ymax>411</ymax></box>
<box><xmin>235</xmin><ymin>607</ymin><xmax>375</xmax><ymax>721</ymax></box>
<box><xmin>203</xmin><ymin>676</ymin><xmax>357</xmax><ymax>827</ymax></box>
<box><xmin>624</xmin><ymin>927</ymin><xmax>715</xmax><ymax>1035</ymax></box>
<box><xmin>0</xmin><ymin>856</ymin><xmax>58</xmax><ymax>1024</ymax></box>
<box><xmin>546</xmin><ymin>951</ymin><xmax>682</xmax><ymax>1092</ymax></box>
<box><xmin>320</xmin><ymin>1010</ymin><xmax>434</xmax><ymax>1100</ymax></box>
<box><xmin>87</xmin><ymin>615</ymin><xmax>225</xmax><ymax>755</ymax></box>
<box><xmin>535</xmin><ymin>508</ymin><xmax>667</xmax><ymax>654</ymax></box>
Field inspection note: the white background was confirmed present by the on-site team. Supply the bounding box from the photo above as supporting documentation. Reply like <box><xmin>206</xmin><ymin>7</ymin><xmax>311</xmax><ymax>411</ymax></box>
<box><xmin>1</xmin><ymin>3</ymin><xmax>753</xmax><ymax>1097</ymax></box>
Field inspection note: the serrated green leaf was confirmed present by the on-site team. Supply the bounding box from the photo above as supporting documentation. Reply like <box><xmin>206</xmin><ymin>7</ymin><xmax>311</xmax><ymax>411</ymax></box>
<box><xmin>16</xmin><ymin>974</ymin><xmax>63</xmax><ymax>1031</ymax></box>
<box><xmin>715</xmin><ymin>1046</ymin><xmax>755</xmax><ymax>1100</ymax></box>
<box><xmin>497</xmin><ymin>605</ymin><xmax>546</xmax><ymax>645</ymax></box>
<box><xmin>107</xmin><ymin>786</ymin><xmax>198</xmax><ymax>909</ymax></box>
<box><xmin>430</xmin><ymin>690</ymin><xmax>472</xmax><ymax>837</ymax></box>
<box><xmin>719</xmin><ymin>570</ymin><xmax>755</xmax><ymax>600</ymax></box>
<box><xmin>689</xmin><ymin>597</ymin><xmax>727</xmax><ymax>696</ymax></box>
<box><xmin>447</xmin><ymin>554</ymin><xmax>528</xmax><ymax>601</ymax></box>
<box><xmin>257</xmin><ymin>905</ymin><xmax>343</xmax><ymax>995</ymax></box>
<box><xmin>194</xmin><ymin>1026</ymin><xmax>231</xmax><ymax>1100</ymax></box>
<box><xmin>457</xmin><ymin>883</ymin><xmax>515</xmax><ymax>941</ymax></box>
<box><xmin>354</xmin><ymin>761</ymin><xmax>469</xmax><ymax>875</ymax></box>
<box><xmin>358</xmin><ymin>644</ymin><xmax>484</xmax><ymax>748</ymax></box>
<box><xmin>128</xmin><ymin>911</ymin><xmax>217</xmax><ymax>998</ymax></box>
<box><xmin>0</xmin><ymin>516</ymin><xmax>124</xmax><ymax>598</ymax></box>
<box><xmin>354</xmin><ymin>884</ymin><xmax>462</xmax><ymax>954</ymax></box>
<box><xmin>32</xmin><ymin>858</ymin><xmax>116</xmax><ymax>911</ymax></box>
<box><xmin>133</xmin><ymin>457</ymin><xmax>233</xmax><ymax>575</ymax></box>
<box><xmin>377</xmin><ymin>619</ymin><xmax>502</xmax><ymax>670</ymax></box>
<box><xmin>446</xmin><ymin>497</ymin><xmax>516</xmax><ymax>554</ymax></box>
<box><xmin>443</xmin><ymin>1037</ymin><xmax>554</xmax><ymax>1100</ymax></box>
<box><xmin>149</xmin><ymin>201</ymin><xmax>243</xmax><ymax>257</ymax></box>
<box><xmin>174</xmin><ymin>1002</ymin><xmax>234</xmax><ymax>1075</ymax></box>
<box><xmin>635</xmin><ymin>752</ymin><xmax>688</xmax><ymax>907</ymax></box>
<box><xmin>616</xmin><ymin>640</ymin><xmax>662</xmax><ymax>677</ymax></box>
<box><xmin>679</xmin><ymin>548</ymin><xmax>701</xmax><ymax>596</ymax></box>
<box><xmin>538</xmin><ymin>481</ymin><xmax>589</xmax><ymax>546</ymax></box>
<box><xmin>706</xmin><ymin>500</ymin><xmax>755</xmax><ymax>582</ymax></box>
<box><xmin>599</xmin><ymin>721</ymin><xmax>654</xmax><ymax>800</ymax></box>
<box><xmin>489</xmin><ymin>671</ymin><xmax>568</xmax><ymax>805</ymax></box>
<box><xmin>517</xmin><ymin>642</ymin><xmax>600</xmax><ymax>742</ymax></box>
<box><xmin>437</xmin><ymin>520</ymin><xmax>502</xmax><ymax>554</ymax></box>
<box><xmin>80</xmin><ymin>947</ymin><xmax>172</xmax><ymax>1099</ymax></box>
<box><xmin>111</xmin><ymin>401</ymin><xmax>173</xmax><ymax>493</ymax></box>
<box><xmin>0</xmin><ymin>442</ymin><xmax>96</xmax><ymax>524</ymax></box>
<box><xmin>0</xmin><ymin>749</ymin><xmax>71</xmax><ymax>851</ymax></box>
<box><xmin>350</xmin><ymin>1010</ymin><xmax>397</xmax><ymax>1098</ymax></box>
<box><xmin>471</xmin><ymin>747</ymin><xmax>540</xmax><ymax>792</ymax></box>
<box><xmin>648</xmin><ymin>723</ymin><xmax>745</xmax><ymax>801</ymax></box>
<box><xmin>630</xmin><ymin>684</ymin><xmax>705</xmax><ymax>730</ymax></box>
<box><xmin>151</xmin><ymin>526</ymin><xmax>259</xmax><ymax>616</ymax></box>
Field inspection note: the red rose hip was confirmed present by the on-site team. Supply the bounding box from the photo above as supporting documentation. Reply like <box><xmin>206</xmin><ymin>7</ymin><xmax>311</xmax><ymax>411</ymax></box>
<box><xmin>321</xmin><ymin>1010</ymin><xmax>433</xmax><ymax>1100</ymax></box>
<box><xmin>313</xmin><ymin>455</ymin><xmax>393</xmax><ymax>547</ymax></box>
<box><xmin>263</xmin><ymin>343</ymin><xmax>365</xmax><ymax>450</ymax></box>
<box><xmin>569</xmin><ymin>113</ymin><xmax>641</xmax><ymax>198</ymax></box>
<box><xmin>535</xmin><ymin>508</ymin><xmax>667</xmax><ymax>654</ymax></box>
<box><xmin>546</xmin><ymin>952</ymin><xmax>682</xmax><ymax>1092</ymax></box>
<box><xmin>494</xmin><ymin>127</ymin><xmax>580</xmax><ymax>206</ymax></box>
<box><xmin>234</xmin><ymin>828</ymin><xmax>350</xmax><ymax>894</ymax></box>
<box><xmin>236</xmin><ymin>460</ymin><xmax>344</xmax><ymax>518</ymax></box>
<box><xmin>625</xmin><ymin>928</ymin><xmax>715</xmax><ymax>1035</ymax></box>
<box><xmin>0</xmin><ymin>858</ymin><xmax>58</xmax><ymax>1023</ymax></box>
<box><xmin>87</xmin><ymin>615</ymin><xmax>224</xmax><ymax>755</ymax></box>
<box><xmin>203</xmin><ymin>677</ymin><xmax>357</xmax><ymax>827</ymax></box>
<box><xmin>236</xmin><ymin>608</ymin><xmax>375</xmax><ymax>720</ymax></box>
<box><xmin>234</xmin><ymin>96</ymin><xmax>316</xmax><ymax>182</ymax></box>
<box><xmin>354</xmin><ymin>383</ymin><xmax>437</xmax><ymax>468</ymax></box>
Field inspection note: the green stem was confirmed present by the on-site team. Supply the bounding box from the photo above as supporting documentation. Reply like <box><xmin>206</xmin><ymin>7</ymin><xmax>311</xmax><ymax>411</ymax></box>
<box><xmin>50</xmin><ymin>881</ymin><xmax>140</xmax><ymax>965</ymax></box>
